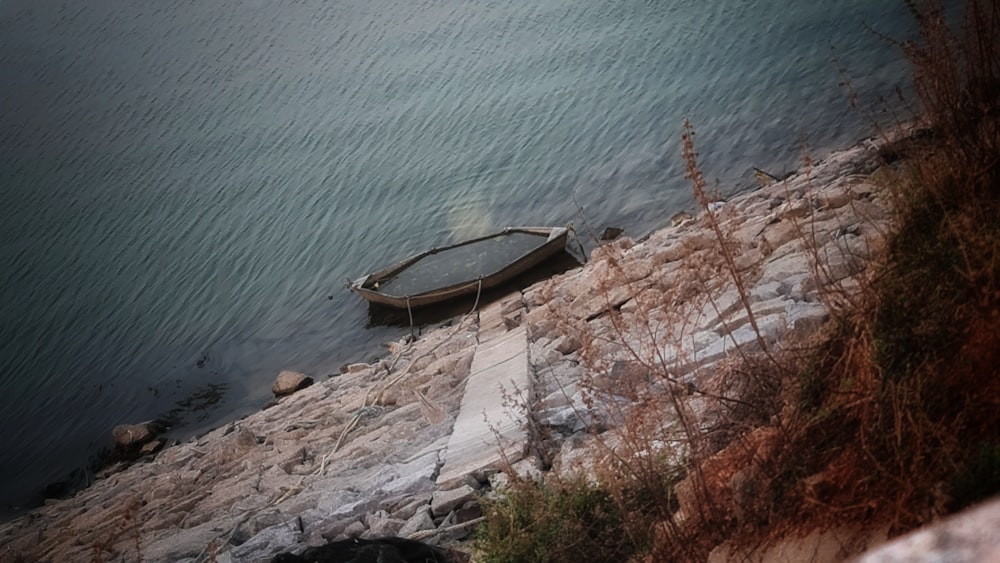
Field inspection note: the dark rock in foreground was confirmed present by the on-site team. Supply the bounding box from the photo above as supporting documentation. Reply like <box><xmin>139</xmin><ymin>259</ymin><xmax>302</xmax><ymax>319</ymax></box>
<box><xmin>271</xmin><ymin>537</ymin><xmax>453</xmax><ymax>563</ymax></box>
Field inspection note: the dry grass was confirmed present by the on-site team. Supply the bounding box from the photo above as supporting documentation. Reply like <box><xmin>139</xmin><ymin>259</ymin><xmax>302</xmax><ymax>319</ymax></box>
<box><xmin>475</xmin><ymin>1</ymin><xmax>1000</xmax><ymax>561</ymax></box>
<box><xmin>688</xmin><ymin>0</ymin><xmax>1000</xmax><ymax>548</ymax></box>
<box><xmin>709</xmin><ymin>0</ymin><xmax>1000</xmax><ymax>547</ymax></box>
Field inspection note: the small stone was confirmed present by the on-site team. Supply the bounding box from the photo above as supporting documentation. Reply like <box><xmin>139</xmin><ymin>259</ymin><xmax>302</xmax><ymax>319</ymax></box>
<box><xmin>671</xmin><ymin>211</ymin><xmax>693</xmax><ymax>227</ymax></box>
<box><xmin>600</xmin><ymin>226</ymin><xmax>624</xmax><ymax>241</ymax></box>
<box><xmin>488</xmin><ymin>472</ymin><xmax>511</xmax><ymax>491</ymax></box>
<box><xmin>341</xmin><ymin>521</ymin><xmax>367</xmax><ymax>540</ymax></box>
<box><xmin>509</xmin><ymin>457</ymin><xmax>543</xmax><ymax>482</ymax></box>
<box><xmin>777</xmin><ymin>198</ymin><xmax>812</xmax><ymax>220</ymax></box>
<box><xmin>320</xmin><ymin>518</ymin><xmax>361</xmax><ymax>542</ymax></box>
<box><xmin>249</xmin><ymin>510</ymin><xmax>287</xmax><ymax>536</ymax></box>
<box><xmin>398</xmin><ymin>507</ymin><xmax>435</xmax><ymax>537</ymax></box>
<box><xmin>835</xmin><ymin>224</ymin><xmax>862</xmax><ymax>238</ymax></box>
<box><xmin>813</xmin><ymin>186</ymin><xmax>855</xmax><ymax>210</ymax></box>
<box><xmin>94</xmin><ymin>462</ymin><xmax>126</xmax><ymax>480</ymax></box>
<box><xmin>554</xmin><ymin>335</ymin><xmax>582</xmax><ymax>355</ymax></box>
<box><xmin>451</xmin><ymin>500</ymin><xmax>484</xmax><ymax>526</ymax></box>
<box><xmin>389</xmin><ymin>495</ymin><xmax>433</xmax><ymax>521</ymax></box>
<box><xmin>437</xmin><ymin>501</ymin><xmax>483</xmax><ymax>541</ymax></box>
<box><xmin>538</xmin><ymin>406</ymin><xmax>580</xmax><ymax>434</ymax></box>
<box><xmin>365</xmin><ymin>516</ymin><xmax>404</xmax><ymax>538</ymax></box>
<box><xmin>754</xmin><ymin>168</ymin><xmax>778</xmax><ymax>187</ymax></box>
<box><xmin>502</xmin><ymin>312</ymin><xmax>522</xmax><ymax>330</ymax></box>
<box><xmin>364</xmin><ymin>510</ymin><xmax>390</xmax><ymax>528</ymax></box>
<box><xmin>431</xmin><ymin>485</ymin><xmax>478</xmax><ymax>517</ymax></box>
<box><xmin>139</xmin><ymin>439</ymin><xmax>164</xmax><ymax>456</ymax></box>
<box><xmin>111</xmin><ymin>422</ymin><xmax>157</xmax><ymax>448</ymax></box>
<box><xmin>500</xmin><ymin>295</ymin><xmax>524</xmax><ymax>315</ymax></box>
<box><xmin>272</xmin><ymin>370</ymin><xmax>314</xmax><ymax>397</ymax></box>
<box><xmin>345</xmin><ymin>363</ymin><xmax>371</xmax><ymax>374</ymax></box>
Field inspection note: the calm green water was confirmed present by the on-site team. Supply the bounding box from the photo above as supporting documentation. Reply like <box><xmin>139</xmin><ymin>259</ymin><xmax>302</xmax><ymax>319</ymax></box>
<box><xmin>0</xmin><ymin>0</ymin><xmax>915</xmax><ymax>514</ymax></box>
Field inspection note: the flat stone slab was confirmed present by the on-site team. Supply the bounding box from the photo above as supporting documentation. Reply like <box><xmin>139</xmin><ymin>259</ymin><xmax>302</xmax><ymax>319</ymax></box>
<box><xmin>437</xmin><ymin>325</ymin><xmax>531</xmax><ymax>488</ymax></box>
<box><xmin>478</xmin><ymin>296</ymin><xmax>515</xmax><ymax>341</ymax></box>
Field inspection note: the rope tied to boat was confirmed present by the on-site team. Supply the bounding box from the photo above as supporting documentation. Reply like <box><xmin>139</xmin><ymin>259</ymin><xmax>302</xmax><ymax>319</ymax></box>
<box><xmin>405</xmin><ymin>296</ymin><xmax>415</xmax><ymax>339</ymax></box>
<box><xmin>471</xmin><ymin>277</ymin><xmax>484</xmax><ymax>314</ymax></box>
<box><xmin>567</xmin><ymin>222</ymin><xmax>587</xmax><ymax>264</ymax></box>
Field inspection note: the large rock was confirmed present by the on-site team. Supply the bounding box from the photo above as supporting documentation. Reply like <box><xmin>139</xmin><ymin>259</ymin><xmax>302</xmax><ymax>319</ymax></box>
<box><xmin>272</xmin><ymin>370</ymin><xmax>314</xmax><ymax>397</ymax></box>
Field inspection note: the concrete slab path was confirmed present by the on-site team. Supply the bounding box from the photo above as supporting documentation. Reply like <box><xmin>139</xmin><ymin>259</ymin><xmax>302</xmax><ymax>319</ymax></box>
<box><xmin>436</xmin><ymin>317</ymin><xmax>531</xmax><ymax>489</ymax></box>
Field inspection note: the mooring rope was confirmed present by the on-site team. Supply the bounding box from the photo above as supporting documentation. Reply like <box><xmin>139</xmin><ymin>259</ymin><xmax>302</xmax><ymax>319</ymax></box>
<box><xmin>406</xmin><ymin>296</ymin><xmax>415</xmax><ymax>339</ymax></box>
<box><xmin>470</xmin><ymin>277</ymin><xmax>484</xmax><ymax>314</ymax></box>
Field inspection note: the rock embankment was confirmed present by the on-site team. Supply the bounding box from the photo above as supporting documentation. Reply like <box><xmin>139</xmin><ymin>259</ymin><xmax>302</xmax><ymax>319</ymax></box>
<box><xmin>2</xmin><ymin>138</ymin><xmax>897</xmax><ymax>563</ymax></box>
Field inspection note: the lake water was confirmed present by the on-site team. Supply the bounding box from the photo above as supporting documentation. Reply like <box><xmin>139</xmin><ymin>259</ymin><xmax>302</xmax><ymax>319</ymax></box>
<box><xmin>0</xmin><ymin>0</ymin><xmax>916</xmax><ymax>515</ymax></box>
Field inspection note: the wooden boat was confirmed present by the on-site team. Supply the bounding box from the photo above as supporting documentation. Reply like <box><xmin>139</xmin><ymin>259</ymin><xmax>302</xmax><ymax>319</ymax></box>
<box><xmin>351</xmin><ymin>226</ymin><xmax>569</xmax><ymax>309</ymax></box>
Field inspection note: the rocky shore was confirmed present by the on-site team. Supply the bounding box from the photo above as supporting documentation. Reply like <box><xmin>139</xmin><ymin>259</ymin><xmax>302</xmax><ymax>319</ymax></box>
<box><xmin>2</xmin><ymin>138</ymin><xmax>899</xmax><ymax>562</ymax></box>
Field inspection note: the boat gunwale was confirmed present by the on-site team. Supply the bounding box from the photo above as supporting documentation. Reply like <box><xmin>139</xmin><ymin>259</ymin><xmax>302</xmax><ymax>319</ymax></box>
<box><xmin>351</xmin><ymin>227</ymin><xmax>568</xmax><ymax>309</ymax></box>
